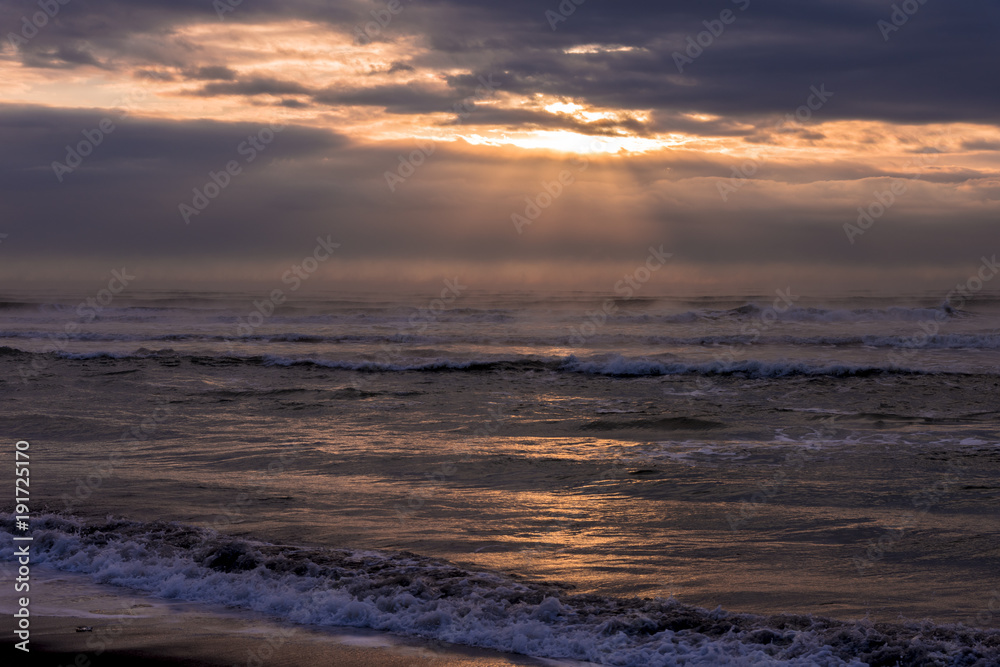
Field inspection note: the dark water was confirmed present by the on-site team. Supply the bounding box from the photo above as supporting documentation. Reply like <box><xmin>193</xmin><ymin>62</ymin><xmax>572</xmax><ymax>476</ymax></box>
<box><xmin>2</xmin><ymin>290</ymin><xmax>999</xmax><ymax>664</ymax></box>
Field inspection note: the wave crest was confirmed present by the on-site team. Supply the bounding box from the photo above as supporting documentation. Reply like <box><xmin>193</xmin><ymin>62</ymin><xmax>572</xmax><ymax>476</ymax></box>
<box><xmin>4</xmin><ymin>515</ymin><xmax>999</xmax><ymax>666</ymax></box>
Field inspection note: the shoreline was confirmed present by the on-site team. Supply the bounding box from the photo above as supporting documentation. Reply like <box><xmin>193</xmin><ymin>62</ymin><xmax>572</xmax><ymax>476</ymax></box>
<box><xmin>8</xmin><ymin>616</ymin><xmax>560</xmax><ymax>667</ymax></box>
<box><xmin>1</xmin><ymin>565</ymin><xmax>572</xmax><ymax>667</ymax></box>
<box><xmin>4</xmin><ymin>526</ymin><xmax>1000</xmax><ymax>665</ymax></box>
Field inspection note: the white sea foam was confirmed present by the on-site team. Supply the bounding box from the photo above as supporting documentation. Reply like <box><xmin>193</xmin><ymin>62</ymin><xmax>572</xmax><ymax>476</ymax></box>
<box><xmin>3</xmin><ymin>516</ymin><xmax>997</xmax><ymax>666</ymax></box>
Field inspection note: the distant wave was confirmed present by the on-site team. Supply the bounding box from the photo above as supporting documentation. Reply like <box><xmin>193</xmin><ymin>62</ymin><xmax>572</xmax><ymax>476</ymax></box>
<box><xmin>260</xmin><ymin>354</ymin><xmax>942</xmax><ymax>378</ymax></box>
<box><xmin>0</xmin><ymin>301</ymin><xmax>41</xmax><ymax>310</ymax></box>
<box><xmin>0</xmin><ymin>346</ymin><xmax>968</xmax><ymax>377</ymax></box>
<box><xmin>0</xmin><ymin>299</ymin><xmax>984</xmax><ymax>330</ymax></box>
<box><xmin>556</xmin><ymin>356</ymin><xmax>935</xmax><ymax>378</ymax></box>
<box><xmin>4</xmin><ymin>329</ymin><xmax>1000</xmax><ymax>350</ymax></box>
<box><xmin>4</xmin><ymin>515</ymin><xmax>997</xmax><ymax>666</ymax></box>
<box><xmin>636</xmin><ymin>333</ymin><xmax>1000</xmax><ymax>350</ymax></box>
<box><xmin>617</xmin><ymin>303</ymin><xmax>964</xmax><ymax>324</ymax></box>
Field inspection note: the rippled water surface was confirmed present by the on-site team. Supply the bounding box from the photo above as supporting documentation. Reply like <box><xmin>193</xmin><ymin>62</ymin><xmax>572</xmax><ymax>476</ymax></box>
<box><xmin>3</xmin><ymin>290</ymin><xmax>999</xmax><ymax>664</ymax></box>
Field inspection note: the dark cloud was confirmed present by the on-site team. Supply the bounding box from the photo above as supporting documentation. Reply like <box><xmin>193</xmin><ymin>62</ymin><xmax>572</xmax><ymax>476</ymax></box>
<box><xmin>135</xmin><ymin>69</ymin><xmax>177</xmax><ymax>81</ymax></box>
<box><xmin>0</xmin><ymin>104</ymin><xmax>996</xmax><ymax>281</ymax></box>
<box><xmin>2</xmin><ymin>1</ymin><xmax>999</xmax><ymax>290</ymax></box>
<box><xmin>0</xmin><ymin>104</ymin><xmax>347</xmax><ymax>259</ymax></box>
<box><xmin>400</xmin><ymin>0</ymin><xmax>1000</xmax><ymax>124</ymax></box>
<box><xmin>188</xmin><ymin>66</ymin><xmax>239</xmax><ymax>81</ymax></box>
<box><xmin>2</xmin><ymin>0</ymin><xmax>997</xmax><ymax>123</ymax></box>
<box><xmin>649</xmin><ymin>111</ymin><xmax>757</xmax><ymax>138</ymax></box>
<box><xmin>278</xmin><ymin>98</ymin><xmax>311</xmax><ymax>108</ymax></box>
<box><xmin>312</xmin><ymin>83</ymin><xmax>463</xmax><ymax>114</ymax></box>
<box><xmin>192</xmin><ymin>77</ymin><xmax>313</xmax><ymax>97</ymax></box>
<box><xmin>19</xmin><ymin>44</ymin><xmax>105</xmax><ymax>69</ymax></box>
<box><xmin>385</xmin><ymin>61</ymin><xmax>415</xmax><ymax>74</ymax></box>
<box><xmin>963</xmin><ymin>140</ymin><xmax>1000</xmax><ymax>151</ymax></box>
<box><xmin>441</xmin><ymin>107</ymin><xmax>651</xmax><ymax>137</ymax></box>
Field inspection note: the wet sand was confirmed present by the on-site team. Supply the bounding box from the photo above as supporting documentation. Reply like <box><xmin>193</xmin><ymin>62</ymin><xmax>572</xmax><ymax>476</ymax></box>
<box><xmin>1</xmin><ymin>565</ymin><xmax>566</xmax><ymax>667</ymax></box>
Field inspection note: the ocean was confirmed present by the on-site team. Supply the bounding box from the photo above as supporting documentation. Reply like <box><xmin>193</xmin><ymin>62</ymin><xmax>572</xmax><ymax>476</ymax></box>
<box><xmin>2</xmin><ymin>288</ymin><xmax>1000</xmax><ymax>665</ymax></box>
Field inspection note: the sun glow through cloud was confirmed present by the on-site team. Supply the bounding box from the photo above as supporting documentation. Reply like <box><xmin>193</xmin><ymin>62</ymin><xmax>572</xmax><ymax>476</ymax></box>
<box><xmin>563</xmin><ymin>44</ymin><xmax>643</xmax><ymax>54</ymax></box>
<box><xmin>0</xmin><ymin>2</ymin><xmax>997</xmax><ymax>294</ymax></box>
<box><xmin>462</xmin><ymin>130</ymin><xmax>687</xmax><ymax>154</ymax></box>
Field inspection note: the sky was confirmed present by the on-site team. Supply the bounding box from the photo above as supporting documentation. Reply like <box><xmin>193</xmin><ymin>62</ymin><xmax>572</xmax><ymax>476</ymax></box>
<box><xmin>1</xmin><ymin>0</ymin><xmax>998</xmax><ymax>294</ymax></box>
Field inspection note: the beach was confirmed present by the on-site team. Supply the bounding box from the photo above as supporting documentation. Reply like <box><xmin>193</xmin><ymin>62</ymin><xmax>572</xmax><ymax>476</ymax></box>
<box><xmin>2</xmin><ymin>564</ymin><xmax>555</xmax><ymax>667</ymax></box>
<box><xmin>2</xmin><ymin>291</ymin><xmax>1000</xmax><ymax>665</ymax></box>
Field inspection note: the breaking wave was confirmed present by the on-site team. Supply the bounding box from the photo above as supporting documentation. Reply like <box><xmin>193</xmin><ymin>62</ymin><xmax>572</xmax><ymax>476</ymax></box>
<box><xmin>4</xmin><ymin>515</ymin><xmax>999</xmax><ymax>666</ymax></box>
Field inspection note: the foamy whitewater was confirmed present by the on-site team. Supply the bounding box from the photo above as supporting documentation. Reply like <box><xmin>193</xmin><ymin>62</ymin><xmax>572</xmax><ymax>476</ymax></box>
<box><xmin>2</xmin><ymin>291</ymin><xmax>1000</xmax><ymax>665</ymax></box>
<box><xmin>3</xmin><ymin>516</ymin><xmax>999</xmax><ymax>666</ymax></box>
